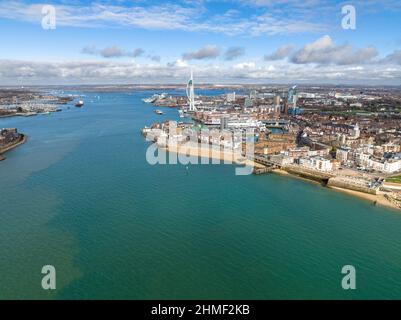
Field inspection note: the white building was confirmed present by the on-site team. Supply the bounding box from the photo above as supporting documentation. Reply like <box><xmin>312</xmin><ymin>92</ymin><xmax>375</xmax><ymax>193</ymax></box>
<box><xmin>336</xmin><ymin>147</ymin><xmax>350</xmax><ymax>163</ymax></box>
<box><xmin>226</xmin><ymin>92</ymin><xmax>236</xmax><ymax>103</ymax></box>
<box><xmin>366</xmin><ymin>158</ymin><xmax>401</xmax><ymax>173</ymax></box>
<box><xmin>299</xmin><ymin>156</ymin><xmax>333</xmax><ymax>172</ymax></box>
<box><xmin>383</xmin><ymin>160</ymin><xmax>401</xmax><ymax>173</ymax></box>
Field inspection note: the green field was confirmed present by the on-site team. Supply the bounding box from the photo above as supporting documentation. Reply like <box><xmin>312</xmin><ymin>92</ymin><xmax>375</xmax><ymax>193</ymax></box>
<box><xmin>386</xmin><ymin>175</ymin><xmax>401</xmax><ymax>184</ymax></box>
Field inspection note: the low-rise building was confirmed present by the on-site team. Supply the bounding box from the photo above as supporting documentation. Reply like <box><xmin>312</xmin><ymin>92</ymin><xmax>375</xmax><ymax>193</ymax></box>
<box><xmin>299</xmin><ymin>156</ymin><xmax>333</xmax><ymax>172</ymax></box>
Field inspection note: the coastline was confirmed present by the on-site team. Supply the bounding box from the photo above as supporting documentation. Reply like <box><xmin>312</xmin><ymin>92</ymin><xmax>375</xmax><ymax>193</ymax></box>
<box><xmin>161</xmin><ymin>143</ymin><xmax>264</xmax><ymax>168</ymax></box>
<box><xmin>0</xmin><ymin>134</ymin><xmax>27</xmax><ymax>160</ymax></box>
<box><xmin>273</xmin><ymin>168</ymin><xmax>400</xmax><ymax>210</ymax></box>
<box><xmin>158</xmin><ymin>143</ymin><xmax>400</xmax><ymax>211</ymax></box>
<box><xmin>328</xmin><ymin>186</ymin><xmax>399</xmax><ymax>210</ymax></box>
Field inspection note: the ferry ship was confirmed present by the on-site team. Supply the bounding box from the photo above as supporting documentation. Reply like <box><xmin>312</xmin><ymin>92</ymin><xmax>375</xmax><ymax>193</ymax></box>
<box><xmin>142</xmin><ymin>93</ymin><xmax>168</xmax><ymax>103</ymax></box>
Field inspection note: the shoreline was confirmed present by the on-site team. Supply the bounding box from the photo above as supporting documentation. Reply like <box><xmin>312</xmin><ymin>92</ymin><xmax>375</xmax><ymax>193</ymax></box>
<box><xmin>276</xmin><ymin>167</ymin><xmax>399</xmax><ymax>210</ymax></box>
<box><xmin>0</xmin><ymin>134</ymin><xmax>27</xmax><ymax>160</ymax></box>
<box><xmin>161</xmin><ymin>143</ymin><xmax>265</xmax><ymax>169</ymax></box>
<box><xmin>158</xmin><ymin>143</ymin><xmax>400</xmax><ymax>211</ymax></box>
<box><xmin>328</xmin><ymin>186</ymin><xmax>399</xmax><ymax>210</ymax></box>
<box><xmin>275</xmin><ymin>169</ymin><xmax>400</xmax><ymax>211</ymax></box>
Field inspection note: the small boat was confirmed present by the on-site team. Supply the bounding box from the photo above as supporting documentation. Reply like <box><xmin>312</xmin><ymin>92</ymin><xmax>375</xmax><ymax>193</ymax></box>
<box><xmin>178</xmin><ymin>110</ymin><xmax>184</xmax><ymax>118</ymax></box>
<box><xmin>75</xmin><ymin>100</ymin><xmax>84</xmax><ymax>107</ymax></box>
<box><xmin>155</xmin><ymin>109</ymin><xmax>163</xmax><ymax>115</ymax></box>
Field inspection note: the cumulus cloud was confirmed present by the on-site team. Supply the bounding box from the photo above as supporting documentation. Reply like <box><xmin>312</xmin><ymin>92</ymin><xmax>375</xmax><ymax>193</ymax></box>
<box><xmin>100</xmin><ymin>46</ymin><xmax>124</xmax><ymax>58</ymax></box>
<box><xmin>224</xmin><ymin>47</ymin><xmax>245</xmax><ymax>60</ymax></box>
<box><xmin>81</xmin><ymin>45</ymin><xmax>145</xmax><ymax>58</ymax></box>
<box><xmin>167</xmin><ymin>59</ymin><xmax>188</xmax><ymax>67</ymax></box>
<box><xmin>264</xmin><ymin>44</ymin><xmax>294</xmax><ymax>60</ymax></box>
<box><xmin>234</xmin><ymin>62</ymin><xmax>256</xmax><ymax>69</ymax></box>
<box><xmin>291</xmin><ymin>35</ymin><xmax>378</xmax><ymax>65</ymax></box>
<box><xmin>182</xmin><ymin>45</ymin><xmax>220</xmax><ymax>60</ymax></box>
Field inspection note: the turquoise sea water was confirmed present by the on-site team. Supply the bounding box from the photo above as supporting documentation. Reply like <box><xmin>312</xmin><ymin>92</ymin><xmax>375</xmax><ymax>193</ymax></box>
<box><xmin>1</xmin><ymin>90</ymin><xmax>401</xmax><ymax>299</ymax></box>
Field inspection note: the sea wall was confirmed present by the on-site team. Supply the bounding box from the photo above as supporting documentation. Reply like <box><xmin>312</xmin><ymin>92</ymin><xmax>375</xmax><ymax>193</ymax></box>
<box><xmin>327</xmin><ymin>178</ymin><xmax>377</xmax><ymax>195</ymax></box>
<box><xmin>384</xmin><ymin>194</ymin><xmax>401</xmax><ymax>209</ymax></box>
<box><xmin>282</xmin><ymin>165</ymin><xmax>333</xmax><ymax>183</ymax></box>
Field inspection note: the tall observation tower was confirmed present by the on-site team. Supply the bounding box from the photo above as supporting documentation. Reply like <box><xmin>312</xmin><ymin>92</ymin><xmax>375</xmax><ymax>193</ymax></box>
<box><xmin>186</xmin><ymin>69</ymin><xmax>196</xmax><ymax>112</ymax></box>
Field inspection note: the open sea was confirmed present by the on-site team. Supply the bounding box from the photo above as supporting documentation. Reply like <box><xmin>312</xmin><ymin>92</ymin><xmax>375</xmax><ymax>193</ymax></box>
<box><xmin>1</xmin><ymin>90</ymin><xmax>401</xmax><ymax>299</ymax></box>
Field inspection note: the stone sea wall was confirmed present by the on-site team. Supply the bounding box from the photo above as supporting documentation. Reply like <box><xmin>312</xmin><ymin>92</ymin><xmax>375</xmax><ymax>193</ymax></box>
<box><xmin>327</xmin><ymin>178</ymin><xmax>377</xmax><ymax>195</ymax></box>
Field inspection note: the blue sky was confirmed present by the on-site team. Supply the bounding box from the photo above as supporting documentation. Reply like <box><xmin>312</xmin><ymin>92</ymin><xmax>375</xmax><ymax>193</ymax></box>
<box><xmin>0</xmin><ymin>0</ymin><xmax>400</xmax><ymax>84</ymax></box>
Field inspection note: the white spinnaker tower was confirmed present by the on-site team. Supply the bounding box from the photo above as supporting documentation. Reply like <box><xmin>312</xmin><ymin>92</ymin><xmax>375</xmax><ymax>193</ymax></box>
<box><xmin>186</xmin><ymin>69</ymin><xmax>196</xmax><ymax>111</ymax></box>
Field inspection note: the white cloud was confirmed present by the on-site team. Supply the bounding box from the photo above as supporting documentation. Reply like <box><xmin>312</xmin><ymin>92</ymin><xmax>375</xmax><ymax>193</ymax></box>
<box><xmin>291</xmin><ymin>35</ymin><xmax>378</xmax><ymax>65</ymax></box>
<box><xmin>264</xmin><ymin>44</ymin><xmax>294</xmax><ymax>60</ymax></box>
<box><xmin>82</xmin><ymin>45</ymin><xmax>145</xmax><ymax>58</ymax></box>
<box><xmin>224</xmin><ymin>47</ymin><xmax>246</xmax><ymax>61</ymax></box>
<box><xmin>234</xmin><ymin>62</ymin><xmax>256</xmax><ymax>69</ymax></box>
<box><xmin>0</xmin><ymin>1</ymin><xmax>326</xmax><ymax>36</ymax></box>
<box><xmin>0</xmin><ymin>57</ymin><xmax>400</xmax><ymax>85</ymax></box>
<box><xmin>167</xmin><ymin>59</ymin><xmax>189</xmax><ymax>67</ymax></box>
<box><xmin>182</xmin><ymin>45</ymin><xmax>220</xmax><ymax>60</ymax></box>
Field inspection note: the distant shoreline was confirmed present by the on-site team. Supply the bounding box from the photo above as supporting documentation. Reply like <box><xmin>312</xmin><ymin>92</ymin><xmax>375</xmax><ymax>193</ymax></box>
<box><xmin>0</xmin><ymin>113</ymin><xmax>36</xmax><ymax>119</ymax></box>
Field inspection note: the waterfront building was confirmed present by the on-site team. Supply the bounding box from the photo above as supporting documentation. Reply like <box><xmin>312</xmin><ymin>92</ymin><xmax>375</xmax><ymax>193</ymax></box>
<box><xmin>270</xmin><ymin>154</ymin><xmax>294</xmax><ymax>165</ymax></box>
<box><xmin>299</xmin><ymin>156</ymin><xmax>333</xmax><ymax>172</ymax></box>
<box><xmin>368</xmin><ymin>158</ymin><xmax>401</xmax><ymax>173</ymax></box>
<box><xmin>336</xmin><ymin>147</ymin><xmax>351</xmax><ymax>164</ymax></box>
<box><xmin>287</xmin><ymin>147</ymin><xmax>310</xmax><ymax>159</ymax></box>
